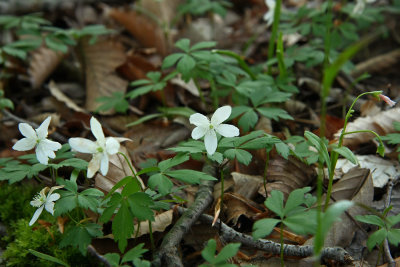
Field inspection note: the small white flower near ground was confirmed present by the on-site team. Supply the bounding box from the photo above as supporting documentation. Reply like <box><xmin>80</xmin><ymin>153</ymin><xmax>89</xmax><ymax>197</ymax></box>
<box><xmin>29</xmin><ymin>186</ymin><xmax>63</xmax><ymax>226</ymax></box>
<box><xmin>264</xmin><ymin>0</ymin><xmax>276</xmax><ymax>27</ymax></box>
<box><xmin>189</xmin><ymin>106</ymin><xmax>239</xmax><ymax>155</ymax></box>
<box><xmin>68</xmin><ymin>117</ymin><xmax>130</xmax><ymax>178</ymax></box>
<box><xmin>12</xmin><ymin>116</ymin><xmax>62</xmax><ymax>165</ymax></box>
<box><xmin>352</xmin><ymin>0</ymin><xmax>376</xmax><ymax>15</ymax></box>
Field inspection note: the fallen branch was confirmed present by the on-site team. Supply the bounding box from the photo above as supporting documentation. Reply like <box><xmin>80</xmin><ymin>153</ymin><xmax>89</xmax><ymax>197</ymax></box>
<box><xmin>179</xmin><ymin>208</ymin><xmax>354</xmax><ymax>265</ymax></box>
<box><xmin>152</xmin><ymin>165</ymin><xmax>216</xmax><ymax>267</ymax></box>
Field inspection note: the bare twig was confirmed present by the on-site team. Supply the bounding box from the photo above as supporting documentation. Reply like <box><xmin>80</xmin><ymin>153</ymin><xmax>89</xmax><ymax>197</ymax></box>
<box><xmin>152</xmin><ymin>165</ymin><xmax>216</xmax><ymax>267</ymax></box>
<box><xmin>180</xmin><ymin>208</ymin><xmax>354</xmax><ymax>265</ymax></box>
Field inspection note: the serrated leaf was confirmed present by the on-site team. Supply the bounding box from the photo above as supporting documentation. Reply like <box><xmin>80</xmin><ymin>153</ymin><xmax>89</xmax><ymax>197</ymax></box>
<box><xmin>257</xmin><ymin>107</ymin><xmax>293</xmax><ymax>121</ymax></box>
<box><xmin>265</xmin><ymin>190</ymin><xmax>284</xmax><ymax>218</ymax></box>
<box><xmin>113</xmin><ymin>200</ymin><xmax>134</xmax><ymax>252</ymax></box>
<box><xmin>54</xmin><ymin>193</ymin><xmax>77</xmax><ymax>216</ymax></box>
<box><xmin>238</xmin><ymin>109</ymin><xmax>258</xmax><ymax>132</ymax></box>
<box><xmin>104</xmin><ymin>253</ymin><xmax>120</xmax><ymax>266</ymax></box>
<box><xmin>100</xmin><ymin>193</ymin><xmax>122</xmax><ymax>222</ymax></box>
<box><xmin>283</xmin><ymin>187</ymin><xmax>312</xmax><ymax>215</ymax></box>
<box><xmin>121</xmin><ymin>243</ymin><xmax>148</xmax><ymax>264</ymax></box>
<box><xmin>162</xmin><ymin>53</ymin><xmax>185</xmax><ymax>69</ymax></box>
<box><xmin>148</xmin><ymin>173</ymin><xmax>173</xmax><ymax>195</ymax></box>
<box><xmin>214</xmin><ymin>243</ymin><xmax>241</xmax><ymax>264</ymax></box>
<box><xmin>252</xmin><ymin>218</ymin><xmax>281</xmax><ymax>239</ymax></box>
<box><xmin>127</xmin><ymin>192</ymin><xmax>154</xmax><ymax>221</ymax></box>
<box><xmin>165</xmin><ymin>169</ymin><xmax>216</xmax><ymax>184</ymax></box>
<box><xmin>175</xmin><ymin>38</ymin><xmax>191</xmax><ymax>52</ymax></box>
<box><xmin>223</xmin><ymin>148</ymin><xmax>252</xmax><ymax>165</ymax></box>
<box><xmin>355</xmin><ymin>215</ymin><xmax>385</xmax><ymax>228</ymax></box>
<box><xmin>201</xmin><ymin>239</ymin><xmax>217</xmax><ymax>263</ymax></box>
<box><xmin>367</xmin><ymin>228</ymin><xmax>387</xmax><ymax>251</ymax></box>
<box><xmin>191</xmin><ymin>41</ymin><xmax>216</xmax><ymax>51</ymax></box>
<box><xmin>60</xmin><ymin>223</ymin><xmax>102</xmax><ymax>255</ymax></box>
<box><xmin>177</xmin><ymin>55</ymin><xmax>196</xmax><ymax>76</ymax></box>
<box><xmin>158</xmin><ymin>154</ymin><xmax>189</xmax><ymax>172</ymax></box>
<box><xmin>78</xmin><ymin>194</ymin><xmax>100</xmax><ymax>212</ymax></box>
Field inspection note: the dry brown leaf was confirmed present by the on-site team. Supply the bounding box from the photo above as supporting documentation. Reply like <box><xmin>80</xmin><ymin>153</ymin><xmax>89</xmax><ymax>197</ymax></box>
<box><xmin>95</xmin><ymin>146</ymin><xmax>145</xmax><ymax>194</ymax></box>
<box><xmin>134</xmin><ymin>210</ymin><xmax>173</xmax><ymax>237</ymax></box>
<box><xmin>79</xmin><ymin>39</ymin><xmax>128</xmax><ymax>112</ymax></box>
<box><xmin>231</xmin><ymin>172</ymin><xmax>263</xmax><ymax>200</ymax></box>
<box><xmin>223</xmin><ymin>193</ymin><xmax>263</xmax><ymax>226</ymax></box>
<box><xmin>351</xmin><ymin>49</ymin><xmax>400</xmax><ymax>77</ymax></box>
<box><xmin>48</xmin><ymin>80</ymin><xmax>88</xmax><ymax>113</ymax></box>
<box><xmin>258</xmin><ymin>156</ymin><xmax>315</xmax><ymax>200</ymax></box>
<box><xmin>29</xmin><ymin>46</ymin><xmax>64</xmax><ymax>89</ymax></box>
<box><xmin>335</xmin><ymin>107</ymin><xmax>400</xmax><ymax>147</ymax></box>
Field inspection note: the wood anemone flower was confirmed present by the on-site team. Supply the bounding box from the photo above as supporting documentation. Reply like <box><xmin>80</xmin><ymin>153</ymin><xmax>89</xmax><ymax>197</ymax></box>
<box><xmin>12</xmin><ymin>116</ymin><xmax>62</xmax><ymax>165</ymax></box>
<box><xmin>69</xmin><ymin>117</ymin><xmax>130</xmax><ymax>178</ymax></box>
<box><xmin>29</xmin><ymin>186</ymin><xmax>63</xmax><ymax>226</ymax></box>
<box><xmin>189</xmin><ymin>106</ymin><xmax>239</xmax><ymax>155</ymax></box>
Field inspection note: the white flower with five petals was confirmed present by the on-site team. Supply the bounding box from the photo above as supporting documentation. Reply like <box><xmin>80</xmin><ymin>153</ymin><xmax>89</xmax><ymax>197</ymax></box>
<box><xmin>12</xmin><ymin>116</ymin><xmax>62</xmax><ymax>165</ymax></box>
<box><xmin>264</xmin><ymin>0</ymin><xmax>276</xmax><ymax>27</ymax></box>
<box><xmin>68</xmin><ymin>117</ymin><xmax>129</xmax><ymax>178</ymax></box>
<box><xmin>189</xmin><ymin>106</ymin><xmax>239</xmax><ymax>155</ymax></box>
<box><xmin>29</xmin><ymin>186</ymin><xmax>63</xmax><ymax>226</ymax></box>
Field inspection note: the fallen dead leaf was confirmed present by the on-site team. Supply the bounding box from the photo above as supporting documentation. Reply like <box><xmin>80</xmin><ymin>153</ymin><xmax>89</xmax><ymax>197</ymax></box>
<box><xmin>134</xmin><ymin>209</ymin><xmax>173</xmax><ymax>237</ymax></box>
<box><xmin>48</xmin><ymin>80</ymin><xmax>88</xmax><ymax>114</ymax></box>
<box><xmin>29</xmin><ymin>46</ymin><xmax>64</xmax><ymax>89</ymax></box>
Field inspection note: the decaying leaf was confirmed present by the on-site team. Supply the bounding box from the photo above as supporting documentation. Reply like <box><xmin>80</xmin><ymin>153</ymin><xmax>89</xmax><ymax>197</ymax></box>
<box><xmin>29</xmin><ymin>46</ymin><xmax>64</xmax><ymax>89</ymax></box>
<box><xmin>134</xmin><ymin>209</ymin><xmax>173</xmax><ymax>237</ymax></box>
<box><xmin>232</xmin><ymin>172</ymin><xmax>263</xmax><ymax>200</ymax></box>
<box><xmin>336</xmin><ymin>155</ymin><xmax>400</xmax><ymax>188</ymax></box>
<box><xmin>334</xmin><ymin>107</ymin><xmax>400</xmax><ymax>148</ymax></box>
<box><xmin>223</xmin><ymin>192</ymin><xmax>263</xmax><ymax>226</ymax></box>
<box><xmin>351</xmin><ymin>48</ymin><xmax>400</xmax><ymax>77</ymax></box>
<box><xmin>323</xmin><ymin>167</ymin><xmax>374</xmax><ymax>247</ymax></box>
<box><xmin>48</xmin><ymin>80</ymin><xmax>88</xmax><ymax>113</ymax></box>
<box><xmin>259</xmin><ymin>156</ymin><xmax>315</xmax><ymax>200</ymax></box>
<box><xmin>95</xmin><ymin>146</ymin><xmax>145</xmax><ymax>194</ymax></box>
<box><xmin>79</xmin><ymin>39</ymin><xmax>128</xmax><ymax>112</ymax></box>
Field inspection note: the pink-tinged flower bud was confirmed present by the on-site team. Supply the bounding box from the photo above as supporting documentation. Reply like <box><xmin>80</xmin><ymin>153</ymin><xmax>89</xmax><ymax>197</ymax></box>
<box><xmin>379</xmin><ymin>94</ymin><xmax>396</xmax><ymax>107</ymax></box>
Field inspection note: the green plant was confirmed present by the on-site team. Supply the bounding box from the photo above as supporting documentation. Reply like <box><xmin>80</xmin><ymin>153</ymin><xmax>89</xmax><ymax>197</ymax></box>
<box><xmin>0</xmin><ymin>89</ymin><xmax>14</xmax><ymax>110</ymax></box>
<box><xmin>356</xmin><ymin>208</ymin><xmax>400</xmax><ymax>251</ymax></box>
<box><xmin>178</xmin><ymin>0</ymin><xmax>232</xmax><ymax>17</ymax></box>
<box><xmin>104</xmin><ymin>243</ymin><xmax>150</xmax><ymax>267</ymax></box>
<box><xmin>381</xmin><ymin>121</ymin><xmax>400</xmax><ymax>161</ymax></box>
<box><xmin>200</xmin><ymin>239</ymin><xmax>240</xmax><ymax>267</ymax></box>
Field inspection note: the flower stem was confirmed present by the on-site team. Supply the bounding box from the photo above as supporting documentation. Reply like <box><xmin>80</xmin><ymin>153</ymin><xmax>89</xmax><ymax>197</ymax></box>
<box><xmin>118</xmin><ymin>152</ymin><xmax>145</xmax><ymax>191</ymax></box>
<box><xmin>267</xmin><ymin>0</ymin><xmax>282</xmax><ymax>75</ymax></box>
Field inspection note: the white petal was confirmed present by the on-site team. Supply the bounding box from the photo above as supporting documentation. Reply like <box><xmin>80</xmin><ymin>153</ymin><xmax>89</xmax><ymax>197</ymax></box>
<box><xmin>211</xmin><ymin>106</ymin><xmax>231</xmax><ymax>126</ymax></box>
<box><xmin>87</xmin><ymin>153</ymin><xmax>101</xmax><ymax>178</ymax></box>
<box><xmin>44</xmin><ymin>201</ymin><xmax>55</xmax><ymax>215</ymax></box>
<box><xmin>100</xmin><ymin>153</ymin><xmax>109</xmax><ymax>176</ymax></box>
<box><xmin>216</xmin><ymin>124</ymin><xmax>240</xmax><ymax>137</ymax></box>
<box><xmin>191</xmin><ymin>126</ymin><xmax>208</xmax><ymax>139</ymax></box>
<box><xmin>204</xmin><ymin>130</ymin><xmax>218</xmax><ymax>155</ymax></box>
<box><xmin>189</xmin><ymin>113</ymin><xmax>209</xmax><ymax>127</ymax></box>
<box><xmin>36</xmin><ymin>116</ymin><xmax>51</xmax><ymax>140</ymax></box>
<box><xmin>69</xmin><ymin>138</ymin><xmax>97</xmax><ymax>153</ymax></box>
<box><xmin>114</xmin><ymin>137</ymin><xmax>132</xmax><ymax>143</ymax></box>
<box><xmin>41</xmin><ymin>139</ymin><xmax>62</xmax><ymax>152</ymax></box>
<box><xmin>12</xmin><ymin>138</ymin><xmax>36</xmax><ymax>151</ymax></box>
<box><xmin>90</xmin><ymin>117</ymin><xmax>105</xmax><ymax>143</ymax></box>
<box><xmin>47</xmin><ymin>193</ymin><xmax>60</xmax><ymax>202</ymax></box>
<box><xmin>30</xmin><ymin>199</ymin><xmax>43</xmax><ymax>207</ymax></box>
<box><xmin>36</xmin><ymin>145</ymin><xmax>49</xmax><ymax>165</ymax></box>
<box><xmin>29</xmin><ymin>205</ymin><xmax>44</xmax><ymax>226</ymax></box>
<box><xmin>105</xmin><ymin>137</ymin><xmax>120</xmax><ymax>155</ymax></box>
<box><xmin>18</xmin><ymin>123</ymin><xmax>36</xmax><ymax>138</ymax></box>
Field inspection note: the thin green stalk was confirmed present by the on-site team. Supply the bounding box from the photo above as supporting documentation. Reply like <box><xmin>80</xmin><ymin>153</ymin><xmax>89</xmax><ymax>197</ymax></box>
<box><xmin>280</xmin><ymin>223</ymin><xmax>284</xmax><ymax>267</ymax></box>
<box><xmin>118</xmin><ymin>152</ymin><xmax>145</xmax><ymax>191</ymax></box>
<box><xmin>263</xmin><ymin>149</ymin><xmax>270</xmax><ymax>197</ymax></box>
<box><xmin>267</xmin><ymin>0</ymin><xmax>282</xmax><ymax>74</ymax></box>
<box><xmin>209</xmin><ymin>78</ymin><xmax>219</xmax><ymax>109</ymax></box>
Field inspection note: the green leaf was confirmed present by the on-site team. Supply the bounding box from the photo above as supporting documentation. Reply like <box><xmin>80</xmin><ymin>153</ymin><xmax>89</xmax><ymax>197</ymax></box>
<box><xmin>96</xmin><ymin>92</ymin><xmax>129</xmax><ymax>113</ymax></box>
<box><xmin>45</xmin><ymin>35</ymin><xmax>68</xmax><ymax>53</ymax></box>
<box><xmin>367</xmin><ymin>228</ymin><xmax>387</xmax><ymax>251</ymax></box>
<box><xmin>51</xmin><ymin>158</ymin><xmax>88</xmax><ymax>170</ymax></box>
<box><xmin>177</xmin><ymin>55</ymin><xmax>196</xmax><ymax>76</ymax></box>
<box><xmin>304</xmin><ymin>131</ymin><xmax>331</xmax><ymax>175</ymax></box>
<box><xmin>162</xmin><ymin>53</ymin><xmax>185</xmax><ymax>69</ymax></box>
<box><xmin>0</xmin><ymin>98</ymin><xmax>14</xmax><ymax>109</ymax></box>
<box><xmin>214</xmin><ymin>243</ymin><xmax>241</xmax><ymax>264</ymax></box>
<box><xmin>54</xmin><ymin>192</ymin><xmax>76</xmax><ymax>216</ymax></box>
<box><xmin>265</xmin><ymin>190</ymin><xmax>285</xmax><ymax>218</ymax></box>
<box><xmin>60</xmin><ymin>223</ymin><xmax>102</xmax><ymax>255</ymax></box>
<box><xmin>284</xmin><ymin>210</ymin><xmax>317</xmax><ymax>235</ymax></box>
<box><xmin>223</xmin><ymin>148</ymin><xmax>252</xmax><ymax>165</ymax></box>
<box><xmin>121</xmin><ymin>243</ymin><xmax>148</xmax><ymax>264</ymax></box>
<box><xmin>252</xmin><ymin>218</ymin><xmax>281</xmax><ymax>239</ymax></box>
<box><xmin>100</xmin><ymin>193</ymin><xmax>123</xmax><ymax>222</ymax></box>
<box><xmin>275</xmin><ymin>142</ymin><xmax>290</xmax><ymax>159</ymax></box>
<box><xmin>127</xmin><ymin>192</ymin><xmax>154</xmax><ymax>221</ymax></box>
<box><xmin>283</xmin><ymin>187</ymin><xmax>312</xmax><ymax>216</ymax></box>
<box><xmin>126</xmin><ymin>113</ymin><xmax>163</xmax><ymax>127</ymax></box>
<box><xmin>165</xmin><ymin>169</ymin><xmax>217</xmax><ymax>184</ymax></box>
<box><xmin>159</xmin><ymin>154</ymin><xmax>189</xmax><ymax>172</ymax></box>
<box><xmin>257</xmin><ymin>107</ymin><xmax>293</xmax><ymax>121</ymax></box>
<box><xmin>238</xmin><ymin>109</ymin><xmax>258</xmax><ymax>132</ymax></box>
<box><xmin>321</xmin><ymin>200</ymin><xmax>353</xmax><ymax>239</ymax></box>
<box><xmin>201</xmin><ymin>239</ymin><xmax>217</xmax><ymax>263</ymax></box>
<box><xmin>113</xmin><ymin>200</ymin><xmax>134</xmax><ymax>252</ymax></box>
<box><xmin>148</xmin><ymin>173</ymin><xmax>173</xmax><ymax>195</ymax></box>
<box><xmin>77</xmin><ymin>194</ymin><xmax>100</xmax><ymax>212</ymax></box>
<box><xmin>121</xmin><ymin>178</ymin><xmax>142</xmax><ymax>196</ymax></box>
<box><xmin>191</xmin><ymin>41</ymin><xmax>216</xmax><ymax>51</ymax></box>
<box><xmin>333</xmin><ymin>146</ymin><xmax>358</xmax><ymax>165</ymax></box>
<box><xmin>388</xmin><ymin>213</ymin><xmax>400</xmax><ymax>227</ymax></box>
<box><xmin>355</xmin><ymin>215</ymin><xmax>385</xmax><ymax>228</ymax></box>
<box><xmin>158</xmin><ymin>106</ymin><xmax>196</xmax><ymax>117</ymax></box>
<box><xmin>103</xmin><ymin>253</ymin><xmax>120</xmax><ymax>267</ymax></box>
<box><xmin>28</xmin><ymin>249</ymin><xmax>70</xmax><ymax>267</ymax></box>
<box><xmin>387</xmin><ymin>229</ymin><xmax>400</xmax><ymax>247</ymax></box>
<box><xmin>175</xmin><ymin>38</ymin><xmax>191</xmax><ymax>52</ymax></box>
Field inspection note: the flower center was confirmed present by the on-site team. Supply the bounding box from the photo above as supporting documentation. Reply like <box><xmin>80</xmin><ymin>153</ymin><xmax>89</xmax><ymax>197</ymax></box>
<box><xmin>209</xmin><ymin>124</ymin><xmax>214</xmax><ymax>129</ymax></box>
<box><xmin>97</xmin><ymin>147</ymin><xmax>104</xmax><ymax>153</ymax></box>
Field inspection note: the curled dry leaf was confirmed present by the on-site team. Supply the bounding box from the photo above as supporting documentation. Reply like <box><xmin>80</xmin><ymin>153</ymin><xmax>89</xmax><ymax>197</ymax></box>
<box><xmin>259</xmin><ymin>156</ymin><xmax>315</xmax><ymax>200</ymax></box>
<box><xmin>335</xmin><ymin>107</ymin><xmax>400</xmax><ymax>148</ymax></box>
<box><xmin>336</xmin><ymin>155</ymin><xmax>400</xmax><ymax>188</ymax></box>
<box><xmin>48</xmin><ymin>80</ymin><xmax>88</xmax><ymax>113</ymax></box>
<box><xmin>79</xmin><ymin>39</ymin><xmax>128</xmax><ymax>112</ymax></box>
<box><xmin>223</xmin><ymin>192</ymin><xmax>263</xmax><ymax>226</ymax></box>
<box><xmin>351</xmin><ymin>48</ymin><xmax>400</xmax><ymax>77</ymax></box>
<box><xmin>95</xmin><ymin>146</ymin><xmax>145</xmax><ymax>194</ymax></box>
<box><xmin>29</xmin><ymin>46</ymin><xmax>64</xmax><ymax>89</ymax></box>
<box><xmin>323</xmin><ymin>167</ymin><xmax>373</xmax><ymax>247</ymax></box>
<box><xmin>133</xmin><ymin>209</ymin><xmax>173</xmax><ymax>238</ymax></box>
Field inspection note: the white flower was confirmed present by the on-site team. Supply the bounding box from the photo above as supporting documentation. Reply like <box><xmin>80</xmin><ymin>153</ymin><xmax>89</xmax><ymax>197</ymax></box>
<box><xmin>189</xmin><ymin>106</ymin><xmax>239</xmax><ymax>155</ymax></box>
<box><xmin>264</xmin><ymin>0</ymin><xmax>276</xmax><ymax>27</ymax></box>
<box><xmin>352</xmin><ymin>0</ymin><xmax>376</xmax><ymax>15</ymax></box>
<box><xmin>68</xmin><ymin>117</ymin><xmax>129</xmax><ymax>178</ymax></box>
<box><xmin>379</xmin><ymin>94</ymin><xmax>396</xmax><ymax>107</ymax></box>
<box><xmin>12</xmin><ymin>116</ymin><xmax>62</xmax><ymax>165</ymax></box>
<box><xmin>29</xmin><ymin>186</ymin><xmax>63</xmax><ymax>226</ymax></box>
